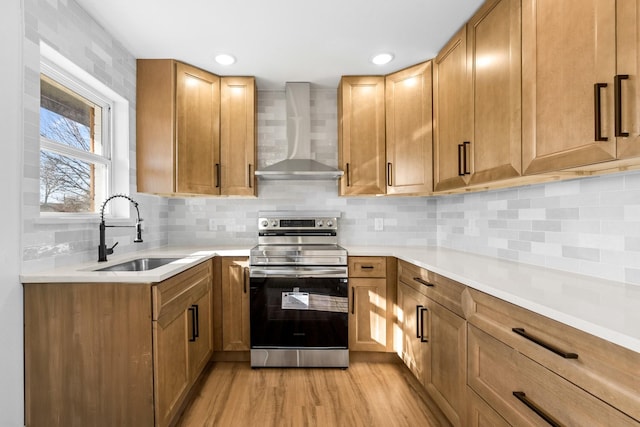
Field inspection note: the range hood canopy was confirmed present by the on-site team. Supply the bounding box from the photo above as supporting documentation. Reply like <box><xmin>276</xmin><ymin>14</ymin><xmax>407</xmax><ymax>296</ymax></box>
<box><xmin>255</xmin><ymin>82</ymin><xmax>344</xmax><ymax>180</ymax></box>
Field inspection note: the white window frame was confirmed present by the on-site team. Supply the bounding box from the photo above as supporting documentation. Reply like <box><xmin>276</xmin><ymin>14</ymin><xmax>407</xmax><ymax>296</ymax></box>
<box><xmin>38</xmin><ymin>42</ymin><xmax>130</xmax><ymax>221</ymax></box>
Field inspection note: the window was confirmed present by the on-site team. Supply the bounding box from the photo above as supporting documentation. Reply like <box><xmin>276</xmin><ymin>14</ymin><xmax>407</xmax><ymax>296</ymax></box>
<box><xmin>39</xmin><ymin>43</ymin><xmax>130</xmax><ymax>218</ymax></box>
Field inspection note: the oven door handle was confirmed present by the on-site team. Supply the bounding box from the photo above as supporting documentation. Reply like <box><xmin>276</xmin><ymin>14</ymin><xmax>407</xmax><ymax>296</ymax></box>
<box><xmin>250</xmin><ymin>268</ymin><xmax>348</xmax><ymax>277</ymax></box>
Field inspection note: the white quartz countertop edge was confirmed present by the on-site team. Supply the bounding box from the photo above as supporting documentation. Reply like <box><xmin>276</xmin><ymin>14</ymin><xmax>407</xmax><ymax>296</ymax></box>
<box><xmin>346</xmin><ymin>246</ymin><xmax>640</xmax><ymax>354</ymax></box>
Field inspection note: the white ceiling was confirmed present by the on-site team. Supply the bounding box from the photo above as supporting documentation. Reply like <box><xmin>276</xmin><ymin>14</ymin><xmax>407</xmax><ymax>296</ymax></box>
<box><xmin>75</xmin><ymin>0</ymin><xmax>485</xmax><ymax>90</ymax></box>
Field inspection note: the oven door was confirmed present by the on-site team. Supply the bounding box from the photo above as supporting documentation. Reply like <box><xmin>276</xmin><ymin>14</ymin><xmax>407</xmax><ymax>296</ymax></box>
<box><xmin>249</xmin><ymin>268</ymin><xmax>348</xmax><ymax>349</ymax></box>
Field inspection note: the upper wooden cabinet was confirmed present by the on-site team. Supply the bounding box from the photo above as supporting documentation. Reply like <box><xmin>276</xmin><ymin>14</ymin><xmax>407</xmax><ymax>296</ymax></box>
<box><xmin>385</xmin><ymin>61</ymin><xmax>434</xmax><ymax>195</ymax></box>
<box><xmin>338</xmin><ymin>76</ymin><xmax>387</xmax><ymax>195</ymax></box>
<box><xmin>435</xmin><ymin>0</ymin><xmax>521</xmax><ymax>191</ymax></box>
<box><xmin>220</xmin><ymin>77</ymin><xmax>257</xmax><ymax>196</ymax></box>
<box><xmin>467</xmin><ymin>0</ymin><xmax>522</xmax><ymax>186</ymax></box>
<box><xmin>615</xmin><ymin>0</ymin><xmax>640</xmax><ymax>159</ymax></box>
<box><xmin>136</xmin><ymin>59</ymin><xmax>256</xmax><ymax>196</ymax></box>
<box><xmin>521</xmin><ymin>0</ymin><xmax>619</xmax><ymax>174</ymax></box>
<box><xmin>433</xmin><ymin>26</ymin><xmax>471</xmax><ymax>192</ymax></box>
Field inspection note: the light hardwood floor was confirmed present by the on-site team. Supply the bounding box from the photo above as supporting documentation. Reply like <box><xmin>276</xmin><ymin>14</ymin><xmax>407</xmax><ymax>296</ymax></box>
<box><xmin>176</xmin><ymin>360</ymin><xmax>451</xmax><ymax>427</ymax></box>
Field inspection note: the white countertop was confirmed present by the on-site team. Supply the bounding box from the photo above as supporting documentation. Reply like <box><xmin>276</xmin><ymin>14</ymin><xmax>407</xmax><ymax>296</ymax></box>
<box><xmin>21</xmin><ymin>244</ymin><xmax>640</xmax><ymax>353</ymax></box>
<box><xmin>347</xmin><ymin>246</ymin><xmax>640</xmax><ymax>354</ymax></box>
<box><xmin>20</xmin><ymin>246</ymin><xmax>250</xmax><ymax>284</ymax></box>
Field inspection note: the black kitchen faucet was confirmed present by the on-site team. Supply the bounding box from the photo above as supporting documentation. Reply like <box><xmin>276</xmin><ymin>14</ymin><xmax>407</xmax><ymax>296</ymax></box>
<box><xmin>98</xmin><ymin>194</ymin><xmax>143</xmax><ymax>262</ymax></box>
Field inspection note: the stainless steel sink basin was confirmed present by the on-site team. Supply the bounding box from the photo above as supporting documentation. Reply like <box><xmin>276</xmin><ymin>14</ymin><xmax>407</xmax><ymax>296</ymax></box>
<box><xmin>94</xmin><ymin>257</ymin><xmax>182</xmax><ymax>272</ymax></box>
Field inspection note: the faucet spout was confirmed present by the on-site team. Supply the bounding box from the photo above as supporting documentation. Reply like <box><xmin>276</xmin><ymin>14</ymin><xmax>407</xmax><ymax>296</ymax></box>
<box><xmin>98</xmin><ymin>194</ymin><xmax>143</xmax><ymax>262</ymax></box>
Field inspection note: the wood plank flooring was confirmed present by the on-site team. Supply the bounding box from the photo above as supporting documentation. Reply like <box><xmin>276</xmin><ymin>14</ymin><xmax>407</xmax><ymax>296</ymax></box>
<box><xmin>176</xmin><ymin>360</ymin><xmax>451</xmax><ymax>427</ymax></box>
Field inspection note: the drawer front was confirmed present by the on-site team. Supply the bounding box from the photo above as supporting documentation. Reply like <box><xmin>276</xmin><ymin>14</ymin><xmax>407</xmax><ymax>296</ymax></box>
<box><xmin>397</xmin><ymin>260</ymin><xmax>465</xmax><ymax>316</ymax></box>
<box><xmin>467</xmin><ymin>387</ymin><xmax>510</xmax><ymax>427</ymax></box>
<box><xmin>153</xmin><ymin>260</ymin><xmax>212</xmax><ymax>321</ymax></box>
<box><xmin>349</xmin><ymin>256</ymin><xmax>387</xmax><ymax>278</ymax></box>
<box><xmin>467</xmin><ymin>288</ymin><xmax>640</xmax><ymax>422</ymax></box>
<box><xmin>468</xmin><ymin>324</ymin><xmax>638</xmax><ymax>427</ymax></box>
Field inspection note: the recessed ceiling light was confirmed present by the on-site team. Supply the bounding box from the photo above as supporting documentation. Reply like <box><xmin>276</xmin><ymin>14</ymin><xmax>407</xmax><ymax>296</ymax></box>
<box><xmin>215</xmin><ymin>54</ymin><xmax>236</xmax><ymax>66</ymax></box>
<box><xmin>371</xmin><ymin>53</ymin><xmax>394</xmax><ymax>65</ymax></box>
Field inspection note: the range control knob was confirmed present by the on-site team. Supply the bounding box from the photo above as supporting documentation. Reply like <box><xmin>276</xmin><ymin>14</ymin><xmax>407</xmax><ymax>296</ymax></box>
<box><xmin>271</xmin><ymin>220</ymin><xmax>278</xmax><ymax>227</ymax></box>
<box><xmin>260</xmin><ymin>220</ymin><xmax>268</xmax><ymax>227</ymax></box>
<box><xmin>326</xmin><ymin>220</ymin><xmax>334</xmax><ymax>227</ymax></box>
<box><xmin>316</xmin><ymin>220</ymin><xmax>324</xmax><ymax>227</ymax></box>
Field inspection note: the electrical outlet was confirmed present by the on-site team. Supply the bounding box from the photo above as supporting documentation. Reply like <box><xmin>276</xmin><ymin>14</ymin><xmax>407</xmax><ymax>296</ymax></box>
<box><xmin>374</xmin><ymin>217</ymin><xmax>384</xmax><ymax>231</ymax></box>
<box><xmin>208</xmin><ymin>219</ymin><xmax>216</xmax><ymax>231</ymax></box>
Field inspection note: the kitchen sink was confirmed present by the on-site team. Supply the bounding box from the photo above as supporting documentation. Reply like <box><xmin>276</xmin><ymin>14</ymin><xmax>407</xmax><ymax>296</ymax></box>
<box><xmin>94</xmin><ymin>257</ymin><xmax>182</xmax><ymax>272</ymax></box>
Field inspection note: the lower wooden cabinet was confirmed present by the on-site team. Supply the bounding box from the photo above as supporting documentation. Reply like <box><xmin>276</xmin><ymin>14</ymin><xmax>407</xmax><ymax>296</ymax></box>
<box><xmin>217</xmin><ymin>257</ymin><xmax>250</xmax><ymax>351</ymax></box>
<box><xmin>467</xmin><ymin>387</ymin><xmax>510</xmax><ymax>427</ymax></box>
<box><xmin>397</xmin><ymin>260</ymin><xmax>467</xmax><ymax>427</ymax></box>
<box><xmin>24</xmin><ymin>260</ymin><xmax>213</xmax><ymax>427</ymax></box>
<box><xmin>466</xmin><ymin>287</ymin><xmax>640</xmax><ymax>426</ymax></box>
<box><xmin>153</xmin><ymin>261</ymin><xmax>213</xmax><ymax>427</ymax></box>
<box><xmin>348</xmin><ymin>256</ymin><xmax>395</xmax><ymax>352</ymax></box>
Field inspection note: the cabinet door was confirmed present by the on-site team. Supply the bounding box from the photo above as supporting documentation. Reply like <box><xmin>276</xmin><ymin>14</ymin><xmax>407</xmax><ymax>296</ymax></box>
<box><xmin>221</xmin><ymin>257</ymin><xmax>251</xmax><ymax>351</ymax></box>
<box><xmin>522</xmin><ymin>0</ymin><xmax>617</xmax><ymax>174</ymax></box>
<box><xmin>349</xmin><ymin>278</ymin><xmax>387</xmax><ymax>352</ymax></box>
<box><xmin>434</xmin><ymin>26</ymin><xmax>472</xmax><ymax>191</ymax></box>
<box><xmin>385</xmin><ymin>61</ymin><xmax>433</xmax><ymax>195</ymax></box>
<box><xmin>468</xmin><ymin>0</ymin><xmax>522</xmax><ymax>185</ymax></box>
<box><xmin>397</xmin><ymin>281</ymin><xmax>428</xmax><ymax>381</ymax></box>
<box><xmin>154</xmin><ymin>308</ymin><xmax>190</xmax><ymax>427</ymax></box>
<box><xmin>423</xmin><ymin>299</ymin><xmax>467</xmax><ymax>427</ymax></box>
<box><xmin>617</xmin><ymin>0</ymin><xmax>640</xmax><ymax>159</ymax></box>
<box><xmin>220</xmin><ymin>77</ymin><xmax>256</xmax><ymax>196</ymax></box>
<box><xmin>188</xmin><ymin>286</ymin><xmax>213</xmax><ymax>381</ymax></box>
<box><xmin>338</xmin><ymin>76</ymin><xmax>387</xmax><ymax>195</ymax></box>
<box><xmin>175</xmin><ymin>62</ymin><xmax>221</xmax><ymax>194</ymax></box>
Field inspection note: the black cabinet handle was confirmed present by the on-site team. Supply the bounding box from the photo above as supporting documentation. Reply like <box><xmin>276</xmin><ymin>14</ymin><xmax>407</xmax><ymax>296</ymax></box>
<box><xmin>215</xmin><ymin>163</ymin><xmax>221</xmax><ymax>188</ymax></box>
<box><xmin>594</xmin><ymin>83</ymin><xmax>608</xmax><ymax>141</ymax></box>
<box><xmin>513</xmin><ymin>392</ymin><xmax>562</xmax><ymax>427</ymax></box>
<box><xmin>243</xmin><ymin>267</ymin><xmax>248</xmax><ymax>294</ymax></box>
<box><xmin>346</xmin><ymin>163</ymin><xmax>351</xmax><ymax>187</ymax></box>
<box><xmin>188</xmin><ymin>306</ymin><xmax>197</xmax><ymax>342</ymax></box>
<box><xmin>248</xmin><ymin>164</ymin><xmax>252</xmax><ymax>188</ymax></box>
<box><xmin>193</xmin><ymin>304</ymin><xmax>199</xmax><ymax>339</ymax></box>
<box><xmin>463</xmin><ymin>141</ymin><xmax>471</xmax><ymax>175</ymax></box>
<box><xmin>387</xmin><ymin>162</ymin><xmax>393</xmax><ymax>186</ymax></box>
<box><xmin>512</xmin><ymin>328</ymin><xmax>578</xmax><ymax>359</ymax></box>
<box><xmin>351</xmin><ymin>287</ymin><xmax>355</xmax><ymax>315</ymax></box>
<box><xmin>360</xmin><ymin>265</ymin><xmax>374</xmax><ymax>270</ymax></box>
<box><xmin>413</xmin><ymin>277</ymin><xmax>435</xmax><ymax>287</ymax></box>
<box><xmin>419</xmin><ymin>307</ymin><xmax>429</xmax><ymax>343</ymax></box>
<box><xmin>615</xmin><ymin>74</ymin><xmax>630</xmax><ymax>137</ymax></box>
<box><xmin>416</xmin><ymin>305</ymin><xmax>423</xmax><ymax>339</ymax></box>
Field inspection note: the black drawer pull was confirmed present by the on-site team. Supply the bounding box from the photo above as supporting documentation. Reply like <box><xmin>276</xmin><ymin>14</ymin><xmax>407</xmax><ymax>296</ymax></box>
<box><xmin>513</xmin><ymin>391</ymin><xmax>562</xmax><ymax>427</ymax></box>
<box><xmin>360</xmin><ymin>265</ymin><xmax>375</xmax><ymax>270</ymax></box>
<box><xmin>512</xmin><ymin>328</ymin><xmax>578</xmax><ymax>359</ymax></box>
<box><xmin>412</xmin><ymin>277</ymin><xmax>435</xmax><ymax>287</ymax></box>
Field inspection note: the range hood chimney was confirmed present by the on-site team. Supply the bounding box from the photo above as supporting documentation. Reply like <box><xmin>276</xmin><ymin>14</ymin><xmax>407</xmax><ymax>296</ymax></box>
<box><xmin>254</xmin><ymin>82</ymin><xmax>344</xmax><ymax>180</ymax></box>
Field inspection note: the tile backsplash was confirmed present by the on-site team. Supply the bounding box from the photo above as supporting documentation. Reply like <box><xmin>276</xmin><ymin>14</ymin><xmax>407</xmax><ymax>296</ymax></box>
<box><xmin>19</xmin><ymin>0</ymin><xmax>640</xmax><ymax>288</ymax></box>
<box><xmin>436</xmin><ymin>172</ymin><xmax>640</xmax><ymax>284</ymax></box>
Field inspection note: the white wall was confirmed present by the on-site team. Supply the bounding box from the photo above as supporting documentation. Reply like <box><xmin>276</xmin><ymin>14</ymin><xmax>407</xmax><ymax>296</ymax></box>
<box><xmin>0</xmin><ymin>0</ymin><xmax>25</xmax><ymax>424</ymax></box>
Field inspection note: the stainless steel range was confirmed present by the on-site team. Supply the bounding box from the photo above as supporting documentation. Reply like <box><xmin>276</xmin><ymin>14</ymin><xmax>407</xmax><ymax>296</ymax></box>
<box><xmin>249</xmin><ymin>211</ymin><xmax>349</xmax><ymax>368</ymax></box>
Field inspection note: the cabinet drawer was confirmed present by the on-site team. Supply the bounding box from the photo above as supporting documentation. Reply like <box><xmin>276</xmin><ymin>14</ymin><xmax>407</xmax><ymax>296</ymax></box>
<box><xmin>397</xmin><ymin>260</ymin><xmax>465</xmax><ymax>317</ymax></box>
<box><xmin>468</xmin><ymin>324</ymin><xmax>638</xmax><ymax>427</ymax></box>
<box><xmin>349</xmin><ymin>256</ymin><xmax>386</xmax><ymax>277</ymax></box>
<box><xmin>153</xmin><ymin>260</ymin><xmax>212</xmax><ymax>321</ymax></box>
<box><xmin>466</xmin><ymin>288</ymin><xmax>640</xmax><ymax>422</ymax></box>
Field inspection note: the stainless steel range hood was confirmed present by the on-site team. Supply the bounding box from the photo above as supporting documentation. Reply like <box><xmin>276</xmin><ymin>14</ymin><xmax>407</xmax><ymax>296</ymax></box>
<box><xmin>255</xmin><ymin>82</ymin><xmax>344</xmax><ymax>180</ymax></box>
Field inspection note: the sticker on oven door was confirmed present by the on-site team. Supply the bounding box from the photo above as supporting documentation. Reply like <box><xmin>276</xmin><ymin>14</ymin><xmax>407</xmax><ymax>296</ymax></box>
<box><xmin>282</xmin><ymin>292</ymin><xmax>310</xmax><ymax>310</ymax></box>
